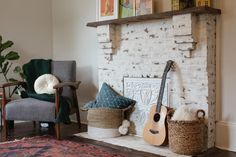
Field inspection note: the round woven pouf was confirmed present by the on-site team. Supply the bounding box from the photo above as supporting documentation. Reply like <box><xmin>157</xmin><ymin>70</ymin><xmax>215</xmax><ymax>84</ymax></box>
<box><xmin>87</xmin><ymin>108</ymin><xmax>124</xmax><ymax>138</ymax></box>
<box><xmin>167</xmin><ymin>110</ymin><xmax>207</xmax><ymax>155</ymax></box>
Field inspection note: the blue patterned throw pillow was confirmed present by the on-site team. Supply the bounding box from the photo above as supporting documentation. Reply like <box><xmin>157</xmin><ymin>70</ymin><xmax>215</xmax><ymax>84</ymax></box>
<box><xmin>82</xmin><ymin>83</ymin><xmax>135</xmax><ymax>110</ymax></box>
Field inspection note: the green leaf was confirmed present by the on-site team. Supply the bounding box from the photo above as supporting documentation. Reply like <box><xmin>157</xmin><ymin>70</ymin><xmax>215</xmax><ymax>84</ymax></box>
<box><xmin>5</xmin><ymin>62</ymin><xmax>12</xmax><ymax>75</ymax></box>
<box><xmin>20</xmin><ymin>72</ymin><xmax>25</xmax><ymax>80</ymax></box>
<box><xmin>1</xmin><ymin>41</ymin><xmax>13</xmax><ymax>52</ymax></box>
<box><xmin>9</xmin><ymin>78</ymin><xmax>18</xmax><ymax>82</ymax></box>
<box><xmin>13</xmin><ymin>66</ymin><xmax>22</xmax><ymax>73</ymax></box>
<box><xmin>5</xmin><ymin>51</ymin><xmax>20</xmax><ymax>60</ymax></box>
<box><xmin>2</xmin><ymin>61</ymin><xmax>9</xmax><ymax>74</ymax></box>
<box><xmin>0</xmin><ymin>55</ymin><xmax>5</xmax><ymax>66</ymax></box>
<box><xmin>0</xmin><ymin>36</ymin><xmax>2</xmax><ymax>50</ymax></box>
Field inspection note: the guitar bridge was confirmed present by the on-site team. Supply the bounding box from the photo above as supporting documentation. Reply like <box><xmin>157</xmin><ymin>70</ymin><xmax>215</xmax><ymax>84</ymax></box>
<box><xmin>149</xmin><ymin>129</ymin><xmax>159</xmax><ymax>134</ymax></box>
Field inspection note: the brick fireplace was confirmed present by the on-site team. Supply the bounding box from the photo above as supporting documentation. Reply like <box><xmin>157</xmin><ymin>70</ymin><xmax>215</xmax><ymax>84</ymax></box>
<box><xmin>88</xmin><ymin>7</ymin><xmax>220</xmax><ymax>149</ymax></box>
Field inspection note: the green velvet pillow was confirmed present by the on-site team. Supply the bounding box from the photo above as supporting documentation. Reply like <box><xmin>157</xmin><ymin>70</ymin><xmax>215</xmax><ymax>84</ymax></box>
<box><xmin>82</xmin><ymin>83</ymin><xmax>135</xmax><ymax>110</ymax></box>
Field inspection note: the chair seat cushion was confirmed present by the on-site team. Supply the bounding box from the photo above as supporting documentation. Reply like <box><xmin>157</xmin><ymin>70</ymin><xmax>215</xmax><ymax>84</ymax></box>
<box><xmin>5</xmin><ymin>98</ymin><xmax>55</xmax><ymax>122</ymax></box>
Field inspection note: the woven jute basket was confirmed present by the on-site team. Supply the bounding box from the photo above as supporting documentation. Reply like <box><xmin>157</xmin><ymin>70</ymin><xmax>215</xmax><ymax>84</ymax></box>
<box><xmin>87</xmin><ymin>106</ymin><xmax>132</xmax><ymax>129</ymax></box>
<box><xmin>167</xmin><ymin>109</ymin><xmax>206</xmax><ymax>155</ymax></box>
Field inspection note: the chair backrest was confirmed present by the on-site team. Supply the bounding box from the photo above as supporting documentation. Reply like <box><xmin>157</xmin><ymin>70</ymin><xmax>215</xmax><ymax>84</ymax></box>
<box><xmin>51</xmin><ymin>61</ymin><xmax>76</xmax><ymax>106</ymax></box>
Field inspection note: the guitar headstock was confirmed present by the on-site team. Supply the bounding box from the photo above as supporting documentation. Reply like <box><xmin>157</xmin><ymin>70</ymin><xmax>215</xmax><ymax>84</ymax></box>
<box><xmin>164</xmin><ymin>60</ymin><xmax>174</xmax><ymax>73</ymax></box>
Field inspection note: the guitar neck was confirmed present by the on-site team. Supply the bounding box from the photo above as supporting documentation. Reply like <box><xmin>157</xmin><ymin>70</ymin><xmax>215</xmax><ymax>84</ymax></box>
<box><xmin>155</xmin><ymin>60</ymin><xmax>174</xmax><ymax>113</ymax></box>
<box><xmin>156</xmin><ymin>73</ymin><xmax>168</xmax><ymax>112</ymax></box>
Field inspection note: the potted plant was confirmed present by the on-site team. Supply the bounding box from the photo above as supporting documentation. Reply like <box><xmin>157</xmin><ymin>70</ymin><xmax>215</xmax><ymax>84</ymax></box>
<box><xmin>0</xmin><ymin>35</ymin><xmax>25</xmax><ymax>128</ymax></box>
<box><xmin>0</xmin><ymin>35</ymin><xmax>25</xmax><ymax>98</ymax></box>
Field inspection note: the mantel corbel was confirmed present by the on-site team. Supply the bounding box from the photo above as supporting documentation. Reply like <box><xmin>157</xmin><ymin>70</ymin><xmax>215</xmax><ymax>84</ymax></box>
<box><xmin>173</xmin><ymin>14</ymin><xmax>197</xmax><ymax>58</ymax></box>
<box><xmin>97</xmin><ymin>24</ymin><xmax>116</xmax><ymax>61</ymax></box>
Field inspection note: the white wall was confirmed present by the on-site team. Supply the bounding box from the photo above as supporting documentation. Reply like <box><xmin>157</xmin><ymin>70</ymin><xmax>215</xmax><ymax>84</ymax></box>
<box><xmin>215</xmin><ymin>0</ymin><xmax>236</xmax><ymax>151</ymax></box>
<box><xmin>0</xmin><ymin>0</ymin><xmax>53</xmax><ymax>69</ymax></box>
<box><xmin>216</xmin><ymin>0</ymin><xmax>236</xmax><ymax>123</ymax></box>
<box><xmin>52</xmin><ymin>0</ymin><xmax>98</xmax><ymax>123</ymax></box>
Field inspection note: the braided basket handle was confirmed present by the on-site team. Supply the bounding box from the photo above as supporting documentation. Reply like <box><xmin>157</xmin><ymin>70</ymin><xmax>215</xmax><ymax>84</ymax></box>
<box><xmin>167</xmin><ymin>109</ymin><xmax>175</xmax><ymax>121</ymax></box>
<box><xmin>196</xmin><ymin>109</ymin><xmax>205</xmax><ymax>120</ymax></box>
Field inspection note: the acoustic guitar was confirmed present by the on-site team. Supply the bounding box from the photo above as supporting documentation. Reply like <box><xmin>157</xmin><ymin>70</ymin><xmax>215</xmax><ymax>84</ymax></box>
<box><xmin>143</xmin><ymin>60</ymin><xmax>174</xmax><ymax>146</ymax></box>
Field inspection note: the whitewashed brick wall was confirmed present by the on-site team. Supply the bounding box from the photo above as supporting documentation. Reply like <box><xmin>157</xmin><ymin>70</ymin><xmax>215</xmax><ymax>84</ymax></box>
<box><xmin>97</xmin><ymin>14</ymin><xmax>216</xmax><ymax>148</ymax></box>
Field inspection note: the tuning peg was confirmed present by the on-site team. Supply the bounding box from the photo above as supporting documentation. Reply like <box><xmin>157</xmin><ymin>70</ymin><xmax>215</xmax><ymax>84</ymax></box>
<box><xmin>171</xmin><ymin>62</ymin><xmax>177</xmax><ymax>71</ymax></box>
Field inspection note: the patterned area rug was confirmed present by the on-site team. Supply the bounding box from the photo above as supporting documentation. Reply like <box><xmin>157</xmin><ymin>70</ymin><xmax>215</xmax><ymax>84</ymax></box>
<box><xmin>0</xmin><ymin>136</ymin><xmax>125</xmax><ymax>157</ymax></box>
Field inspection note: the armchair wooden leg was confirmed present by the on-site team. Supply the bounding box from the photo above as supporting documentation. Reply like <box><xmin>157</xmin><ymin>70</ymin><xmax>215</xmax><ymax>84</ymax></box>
<box><xmin>75</xmin><ymin>108</ymin><xmax>81</xmax><ymax>128</ymax></box>
<box><xmin>3</xmin><ymin>119</ymin><xmax>8</xmax><ymax>141</ymax></box>
<box><xmin>7</xmin><ymin>120</ymin><xmax>14</xmax><ymax>129</ymax></box>
<box><xmin>1</xmin><ymin>88</ymin><xmax>8</xmax><ymax>141</ymax></box>
<box><xmin>33</xmin><ymin>121</ymin><xmax>36</xmax><ymax>128</ymax></box>
<box><xmin>72</xmin><ymin>90</ymin><xmax>81</xmax><ymax>128</ymax></box>
<box><xmin>55</xmin><ymin>123</ymin><xmax>61</xmax><ymax>140</ymax></box>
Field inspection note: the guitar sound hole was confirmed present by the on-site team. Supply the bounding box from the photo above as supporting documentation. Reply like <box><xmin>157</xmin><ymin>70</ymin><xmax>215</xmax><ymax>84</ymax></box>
<box><xmin>153</xmin><ymin>113</ymin><xmax>160</xmax><ymax>122</ymax></box>
<box><xmin>149</xmin><ymin>129</ymin><xmax>159</xmax><ymax>134</ymax></box>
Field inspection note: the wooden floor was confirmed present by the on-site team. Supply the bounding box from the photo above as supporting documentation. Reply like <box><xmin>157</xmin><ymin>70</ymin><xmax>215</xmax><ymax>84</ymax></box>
<box><xmin>0</xmin><ymin>122</ymin><xmax>86</xmax><ymax>141</ymax></box>
<box><xmin>0</xmin><ymin>122</ymin><xmax>235</xmax><ymax>157</ymax></box>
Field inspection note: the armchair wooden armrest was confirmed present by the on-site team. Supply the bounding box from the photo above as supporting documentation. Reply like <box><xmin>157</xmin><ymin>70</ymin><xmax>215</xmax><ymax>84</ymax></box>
<box><xmin>0</xmin><ymin>81</ymin><xmax>27</xmax><ymax>88</ymax></box>
<box><xmin>53</xmin><ymin>81</ymin><xmax>81</xmax><ymax>90</ymax></box>
<box><xmin>0</xmin><ymin>81</ymin><xmax>27</xmax><ymax>113</ymax></box>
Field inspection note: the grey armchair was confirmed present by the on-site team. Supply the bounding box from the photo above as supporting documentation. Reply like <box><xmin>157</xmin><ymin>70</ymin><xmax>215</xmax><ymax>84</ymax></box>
<box><xmin>0</xmin><ymin>60</ymin><xmax>81</xmax><ymax>140</ymax></box>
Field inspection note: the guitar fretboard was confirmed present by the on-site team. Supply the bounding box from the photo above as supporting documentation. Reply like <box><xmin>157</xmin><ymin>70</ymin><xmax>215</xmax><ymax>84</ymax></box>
<box><xmin>155</xmin><ymin>60</ymin><xmax>174</xmax><ymax>113</ymax></box>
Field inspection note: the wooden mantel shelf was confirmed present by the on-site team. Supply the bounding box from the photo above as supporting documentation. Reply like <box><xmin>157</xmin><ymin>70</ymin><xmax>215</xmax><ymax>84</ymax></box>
<box><xmin>87</xmin><ymin>6</ymin><xmax>221</xmax><ymax>27</ymax></box>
